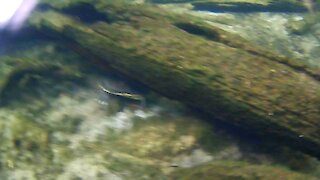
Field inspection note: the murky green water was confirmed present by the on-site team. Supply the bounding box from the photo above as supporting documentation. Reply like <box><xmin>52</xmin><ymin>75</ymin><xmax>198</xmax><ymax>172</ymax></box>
<box><xmin>0</xmin><ymin>0</ymin><xmax>319</xmax><ymax>179</ymax></box>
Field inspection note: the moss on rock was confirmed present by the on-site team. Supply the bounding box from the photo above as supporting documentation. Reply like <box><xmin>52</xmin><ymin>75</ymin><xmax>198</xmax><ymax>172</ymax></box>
<box><xmin>28</xmin><ymin>1</ymin><xmax>320</xmax><ymax>158</ymax></box>
<box><xmin>0</xmin><ymin>112</ymin><xmax>50</xmax><ymax>170</ymax></box>
<box><xmin>170</xmin><ymin>161</ymin><xmax>318</xmax><ymax>180</ymax></box>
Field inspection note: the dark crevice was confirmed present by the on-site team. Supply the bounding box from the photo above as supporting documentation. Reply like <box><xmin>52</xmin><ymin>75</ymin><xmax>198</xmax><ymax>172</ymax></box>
<box><xmin>192</xmin><ymin>2</ymin><xmax>309</xmax><ymax>13</ymax></box>
<box><xmin>36</xmin><ymin>4</ymin><xmax>52</xmax><ymax>12</ymax></box>
<box><xmin>0</xmin><ymin>27</ymin><xmax>52</xmax><ymax>55</ymax></box>
<box><xmin>150</xmin><ymin>0</ymin><xmax>311</xmax><ymax>13</ymax></box>
<box><xmin>60</xmin><ymin>3</ymin><xmax>111</xmax><ymax>24</ymax></box>
<box><xmin>175</xmin><ymin>22</ymin><xmax>220</xmax><ymax>41</ymax></box>
<box><xmin>37</xmin><ymin>3</ymin><xmax>111</xmax><ymax>24</ymax></box>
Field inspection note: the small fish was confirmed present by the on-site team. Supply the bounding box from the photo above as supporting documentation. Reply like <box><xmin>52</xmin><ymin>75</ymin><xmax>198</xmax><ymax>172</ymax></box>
<box><xmin>98</xmin><ymin>84</ymin><xmax>145</xmax><ymax>107</ymax></box>
<box><xmin>169</xmin><ymin>163</ymin><xmax>179</xmax><ymax>168</ymax></box>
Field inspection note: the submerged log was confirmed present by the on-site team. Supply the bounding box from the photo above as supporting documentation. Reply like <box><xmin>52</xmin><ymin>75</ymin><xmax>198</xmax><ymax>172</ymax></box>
<box><xmin>29</xmin><ymin>2</ymin><xmax>320</xmax><ymax>158</ymax></box>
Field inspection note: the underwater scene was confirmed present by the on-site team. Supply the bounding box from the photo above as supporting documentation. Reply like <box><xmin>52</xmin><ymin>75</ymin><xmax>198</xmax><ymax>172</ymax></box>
<box><xmin>0</xmin><ymin>0</ymin><xmax>320</xmax><ymax>179</ymax></box>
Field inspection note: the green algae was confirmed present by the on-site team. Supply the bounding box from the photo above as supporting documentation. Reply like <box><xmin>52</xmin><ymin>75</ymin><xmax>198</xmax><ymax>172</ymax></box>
<box><xmin>0</xmin><ymin>112</ymin><xmax>51</xmax><ymax>171</ymax></box>
<box><xmin>170</xmin><ymin>161</ymin><xmax>318</xmax><ymax>180</ymax></box>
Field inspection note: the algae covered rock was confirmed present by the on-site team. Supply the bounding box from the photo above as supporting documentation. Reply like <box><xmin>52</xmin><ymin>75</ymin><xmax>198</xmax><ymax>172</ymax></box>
<box><xmin>0</xmin><ymin>111</ymin><xmax>50</xmax><ymax>171</ymax></box>
<box><xmin>170</xmin><ymin>161</ymin><xmax>318</xmax><ymax>180</ymax></box>
<box><xmin>28</xmin><ymin>1</ymin><xmax>320</xmax><ymax>159</ymax></box>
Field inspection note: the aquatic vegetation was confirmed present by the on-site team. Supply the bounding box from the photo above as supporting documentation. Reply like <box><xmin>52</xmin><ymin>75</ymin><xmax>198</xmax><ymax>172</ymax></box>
<box><xmin>0</xmin><ymin>111</ymin><xmax>51</xmax><ymax>173</ymax></box>
<box><xmin>170</xmin><ymin>161</ymin><xmax>318</xmax><ymax>179</ymax></box>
